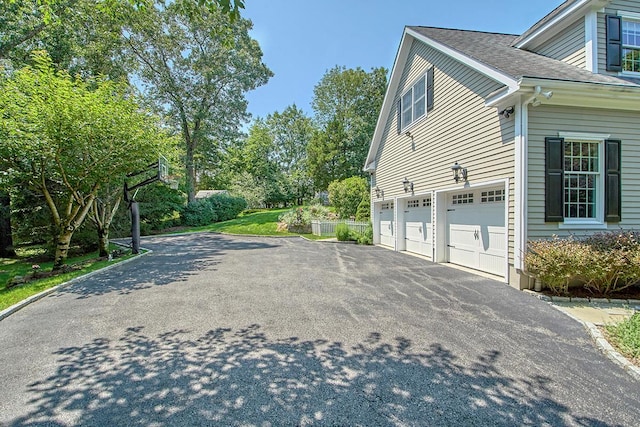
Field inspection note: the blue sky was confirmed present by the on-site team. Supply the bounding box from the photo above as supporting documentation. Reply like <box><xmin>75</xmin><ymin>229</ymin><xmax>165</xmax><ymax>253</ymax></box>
<box><xmin>242</xmin><ymin>0</ymin><xmax>565</xmax><ymax>121</ymax></box>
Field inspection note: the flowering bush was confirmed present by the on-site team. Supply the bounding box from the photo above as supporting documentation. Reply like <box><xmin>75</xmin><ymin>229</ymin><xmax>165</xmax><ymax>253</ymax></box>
<box><xmin>277</xmin><ymin>205</ymin><xmax>336</xmax><ymax>233</ymax></box>
<box><xmin>525</xmin><ymin>231</ymin><xmax>640</xmax><ymax>295</ymax></box>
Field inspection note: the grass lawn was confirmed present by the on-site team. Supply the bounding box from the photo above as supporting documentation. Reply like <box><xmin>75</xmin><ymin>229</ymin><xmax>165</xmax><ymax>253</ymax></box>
<box><xmin>180</xmin><ymin>208</ymin><xmax>327</xmax><ymax>240</ymax></box>
<box><xmin>0</xmin><ymin>245</ymin><xmax>136</xmax><ymax>312</ymax></box>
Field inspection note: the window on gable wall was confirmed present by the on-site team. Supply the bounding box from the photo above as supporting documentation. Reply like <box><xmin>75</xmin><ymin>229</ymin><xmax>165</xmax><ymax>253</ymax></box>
<box><xmin>396</xmin><ymin>67</ymin><xmax>434</xmax><ymax>133</ymax></box>
<box><xmin>622</xmin><ymin>19</ymin><xmax>640</xmax><ymax>72</ymax></box>
<box><xmin>606</xmin><ymin>14</ymin><xmax>640</xmax><ymax>74</ymax></box>
<box><xmin>544</xmin><ymin>136</ymin><xmax>621</xmax><ymax>226</ymax></box>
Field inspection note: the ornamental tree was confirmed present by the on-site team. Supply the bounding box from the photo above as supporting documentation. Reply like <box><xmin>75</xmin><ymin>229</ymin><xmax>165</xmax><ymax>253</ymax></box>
<box><xmin>0</xmin><ymin>52</ymin><xmax>171</xmax><ymax>268</ymax></box>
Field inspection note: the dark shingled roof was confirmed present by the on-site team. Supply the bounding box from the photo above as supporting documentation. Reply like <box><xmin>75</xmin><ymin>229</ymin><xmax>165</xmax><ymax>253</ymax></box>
<box><xmin>408</xmin><ymin>26</ymin><xmax>640</xmax><ymax>87</ymax></box>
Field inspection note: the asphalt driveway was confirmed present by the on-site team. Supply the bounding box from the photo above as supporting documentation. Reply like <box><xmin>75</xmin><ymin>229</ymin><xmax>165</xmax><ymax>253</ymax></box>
<box><xmin>0</xmin><ymin>233</ymin><xmax>638</xmax><ymax>426</ymax></box>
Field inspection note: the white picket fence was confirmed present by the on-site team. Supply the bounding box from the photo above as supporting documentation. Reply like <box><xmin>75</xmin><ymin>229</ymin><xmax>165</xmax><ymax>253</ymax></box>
<box><xmin>311</xmin><ymin>220</ymin><xmax>369</xmax><ymax>236</ymax></box>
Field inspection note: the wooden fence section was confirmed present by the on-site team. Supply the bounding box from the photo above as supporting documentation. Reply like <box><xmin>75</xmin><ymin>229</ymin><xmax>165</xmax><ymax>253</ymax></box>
<box><xmin>311</xmin><ymin>220</ymin><xmax>369</xmax><ymax>236</ymax></box>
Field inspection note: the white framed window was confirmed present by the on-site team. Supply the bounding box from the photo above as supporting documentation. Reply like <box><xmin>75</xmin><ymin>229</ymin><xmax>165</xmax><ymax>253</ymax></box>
<box><xmin>407</xmin><ymin>199</ymin><xmax>420</xmax><ymax>208</ymax></box>
<box><xmin>400</xmin><ymin>74</ymin><xmax>427</xmax><ymax>130</ymax></box>
<box><xmin>558</xmin><ymin>132</ymin><xmax>608</xmax><ymax>227</ymax></box>
<box><xmin>422</xmin><ymin>198</ymin><xmax>432</xmax><ymax>207</ymax></box>
<box><xmin>622</xmin><ymin>18</ymin><xmax>640</xmax><ymax>73</ymax></box>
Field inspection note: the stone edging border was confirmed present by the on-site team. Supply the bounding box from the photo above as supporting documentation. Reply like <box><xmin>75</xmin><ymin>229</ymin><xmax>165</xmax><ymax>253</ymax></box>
<box><xmin>0</xmin><ymin>244</ymin><xmax>152</xmax><ymax>322</ymax></box>
<box><xmin>522</xmin><ymin>290</ymin><xmax>640</xmax><ymax>306</ymax></box>
<box><xmin>525</xmin><ymin>290</ymin><xmax>640</xmax><ymax>382</ymax></box>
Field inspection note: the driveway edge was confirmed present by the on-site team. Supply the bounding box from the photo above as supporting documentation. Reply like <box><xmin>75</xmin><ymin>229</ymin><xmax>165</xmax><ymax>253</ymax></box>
<box><xmin>0</xmin><ymin>246</ymin><xmax>152</xmax><ymax>322</ymax></box>
<box><xmin>525</xmin><ymin>292</ymin><xmax>640</xmax><ymax>381</ymax></box>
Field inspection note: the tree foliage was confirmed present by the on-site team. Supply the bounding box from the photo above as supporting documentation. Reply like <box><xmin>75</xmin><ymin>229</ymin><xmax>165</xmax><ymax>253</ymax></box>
<box><xmin>328</xmin><ymin>176</ymin><xmax>369</xmax><ymax>219</ymax></box>
<box><xmin>120</xmin><ymin>0</ymin><xmax>272</xmax><ymax>202</ymax></box>
<box><xmin>307</xmin><ymin>66</ymin><xmax>387</xmax><ymax>190</ymax></box>
<box><xmin>0</xmin><ymin>52</ymin><xmax>172</xmax><ymax>267</ymax></box>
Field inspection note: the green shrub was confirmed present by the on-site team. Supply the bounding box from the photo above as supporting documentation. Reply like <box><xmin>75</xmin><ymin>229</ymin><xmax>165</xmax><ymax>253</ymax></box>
<box><xmin>328</xmin><ymin>176</ymin><xmax>369</xmax><ymax>219</ymax></box>
<box><xmin>355</xmin><ymin>195</ymin><xmax>371</xmax><ymax>221</ymax></box>
<box><xmin>605</xmin><ymin>313</ymin><xmax>640</xmax><ymax>362</ymax></box>
<box><xmin>278</xmin><ymin>205</ymin><xmax>335</xmax><ymax>233</ymax></box>
<box><xmin>336</xmin><ymin>223</ymin><xmax>351</xmax><ymax>241</ymax></box>
<box><xmin>180</xmin><ymin>194</ymin><xmax>247</xmax><ymax>227</ymax></box>
<box><xmin>354</xmin><ymin>223</ymin><xmax>373</xmax><ymax>245</ymax></box>
<box><xmin>525</xmin><ymin>231</ymin><xmax>640</xmax><ymax>295</ymax></box>
<box><xmin>525</xmin><ymin>236</ymin><xmax>583</xmax><ymax>295</ymax></box>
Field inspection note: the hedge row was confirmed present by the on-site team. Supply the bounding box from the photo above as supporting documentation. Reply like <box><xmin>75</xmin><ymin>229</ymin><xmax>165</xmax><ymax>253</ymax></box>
<box><xmin>525</xmin><ymin>231</ymin><xmax>640</xmax><ymax>295</ymax></box>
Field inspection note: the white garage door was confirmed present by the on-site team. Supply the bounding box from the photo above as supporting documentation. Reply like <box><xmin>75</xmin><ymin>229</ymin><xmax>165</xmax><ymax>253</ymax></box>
<box><xmin>404</xmin><ymin>197</ymin><xmax>432</xmax><ymax>258</ymax></box>
<box><xmin>447</xmin><ymin>188</ymin><xmax>506</xmax><ymax>277</ymax></box>
<box><xmin>379</xmin><ymin>201</ymin><xmax>394</xmax><ymax>247</ymax></box>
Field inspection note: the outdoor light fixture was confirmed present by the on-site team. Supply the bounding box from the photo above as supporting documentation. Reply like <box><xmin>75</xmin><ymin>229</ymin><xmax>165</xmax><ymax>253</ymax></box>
<box><xmin>451</xmin><ymin>162</ymin><xmax>468</xmax><ymax>183</ymax></box>
<box><xmin>499</xmin><ymin>106</ymin><xmax>515</xmax><ymax>118</ymax></box>
<box><xmin>402</xmin><ymin>177</ymin><xmax>413</xmax><ymax>193</ymax></box>
<box><xmin>374</xmin><ymin>186</ymin><xmax>383</xmax><ymax>198</ymax></box>
<box><xmin>405</xmin><ymin>131</ymin><xmax>413</xmax><ymax>138</ymax></box>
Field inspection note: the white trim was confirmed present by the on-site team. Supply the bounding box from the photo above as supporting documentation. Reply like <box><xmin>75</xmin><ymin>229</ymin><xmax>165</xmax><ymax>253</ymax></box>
<box><xmin>617</xmin><ymin>10</ymin><xmax>640</xmax><ymax>20</ymax></box>
<box><xmin>405</xmin><ymin>28</ymin><xmax>518</xmax><ymax>91</ymax></box>
<box><xmin>620</xmin><ymin>70</ymin><xmax>640</xmax><ymax>78</ymax></box>
<box><xmin>558</xmin><ymin>131</ymin><xmax>610</xmax><ymax>140</ymax></box>
<box><xmin>585</xmin><ymin>11</ymin><xmax>598</xmax><ymax>73</ymax></box>
<box><xmin>558</xmin><ymin>221</ymin><xmax>608</xmax><ymax>230</ymax></box>
<box><xmin>514</xmin><ymin>0</ymin><xmax>596</xmax><ymax>49</ymax></box>
<box><xmin>514</xmin><ymin>97</ymin><xmax>526</xmax><ymax>271</ymax></box>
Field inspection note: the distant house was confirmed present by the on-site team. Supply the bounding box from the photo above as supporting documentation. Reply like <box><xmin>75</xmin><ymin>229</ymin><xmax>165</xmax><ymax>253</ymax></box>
<box><xmin>194</xmin><ymin>190</ymin><xmax>228</xmax><ymax>199</ymax></box>
<box><xmin>364</xmin><ymin>0</ymin><xmax>640</xmax><ymax>288</ymax></box>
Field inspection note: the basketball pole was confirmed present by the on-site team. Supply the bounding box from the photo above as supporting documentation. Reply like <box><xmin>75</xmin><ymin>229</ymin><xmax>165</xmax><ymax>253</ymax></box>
<box><xmin>124</xmin><ymin>157</ymin><xmax>169</xmax><ymax>254</ymax></box>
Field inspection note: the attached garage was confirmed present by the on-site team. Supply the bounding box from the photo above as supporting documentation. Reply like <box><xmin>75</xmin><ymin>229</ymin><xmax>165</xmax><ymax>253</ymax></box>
<box><xmin>379</xmin><ymin>201</ymin><xmax>395</xmax><ymax>247</ymax></box>
<box><xmin>446</xmin><ymin>188</ymin><xmax>506</xmax><ymax>277</ymax></box>
<box><xmin>403</xmin><ymin>197</ymin><xmax>432</xmax><ymax>258</ymax></box>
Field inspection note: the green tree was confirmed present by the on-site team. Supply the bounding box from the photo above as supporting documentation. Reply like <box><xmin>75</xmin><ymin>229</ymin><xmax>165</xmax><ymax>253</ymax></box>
<box><xmin>120</xmin><ymin>0</ymin><xmax>272</xmax><ymax>203</ymax></box>
<box><xmin>0</xmin><ymin>52</ymin><xmax>170</xmax><ymax>268</ymax></box>
<box><xmin>308</xmin><ymin>66</ymin><xmax>387</xmax><ymax>190</ymax></box>
<box><xmin>328</xmin><ymin>176</ymin><xmax>369</xmax><ymax>219</ymax></box>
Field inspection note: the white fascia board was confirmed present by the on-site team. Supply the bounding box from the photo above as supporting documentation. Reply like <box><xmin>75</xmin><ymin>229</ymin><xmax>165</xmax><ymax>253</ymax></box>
<box><xmin>405</xmin><ymin>28</ymin><xmax>518</xmax><ymax>91</ymax></box>
<box><xmin>519</xmin><ymin>77</ymin><xmax>640</xmax><ymax>110</ymax></box>
<box><xmin>514</xmin><ymin>0</ymin><xmax>601</xmax><ymax>49</ymax></box>
<box><xmin>364</xmin><ymin>29</ymin><xmax>413</xmax><ymax>172</ymax></box>
<box><xmin>485</xmin><ymin>86</ymin><xmax>521</xmax><ymax>107</ymax></box>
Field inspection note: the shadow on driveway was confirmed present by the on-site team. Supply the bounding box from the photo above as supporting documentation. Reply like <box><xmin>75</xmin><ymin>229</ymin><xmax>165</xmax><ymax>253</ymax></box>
<box><xmin>11</xmin><ymin>325</ymin><xmax>609</xmax><ymax>426</ymax></box>
<box><xmin>56</xmin><ymin>234</ymin><xmax>279</xmax><ymax>300</ymax></box>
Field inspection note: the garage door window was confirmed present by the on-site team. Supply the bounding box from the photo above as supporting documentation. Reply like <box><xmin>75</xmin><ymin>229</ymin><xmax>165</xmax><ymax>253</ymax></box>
<box><xmin>481</xmin><ymin>189</ymin><xmax>504</xmax><ymax>203</ymax></box>
<box><xmin>452</xmin><ymin>193</ymin><xmax>473</xmax><ymax>205</ymax></box>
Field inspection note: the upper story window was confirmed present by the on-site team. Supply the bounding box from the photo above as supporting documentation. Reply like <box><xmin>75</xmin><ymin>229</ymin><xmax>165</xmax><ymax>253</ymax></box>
<box><xmin>622</xmin><ymin>19</ymin><xmax>640</xmax><ymax>73</ymax></box>
<box><xmin>401</xmin><ymin>75</ymin><xmax>426</xmax><ymax>129</ymax></box>
<box><xmin>607</xmin><ymin>13</ymin><xmax>640</xmax><ymax>75</ymax></box>
<box><xmin>396</xmin><ymin>67</ymin><xmax>434</xmax><ymax>133</ymax></box>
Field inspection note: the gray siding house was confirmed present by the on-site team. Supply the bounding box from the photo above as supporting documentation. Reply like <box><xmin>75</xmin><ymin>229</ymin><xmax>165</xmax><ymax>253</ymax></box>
<box><xmin>364</xmin><ymin>0</ymin><xmax>640</xmax><ymax>288</ymax></box>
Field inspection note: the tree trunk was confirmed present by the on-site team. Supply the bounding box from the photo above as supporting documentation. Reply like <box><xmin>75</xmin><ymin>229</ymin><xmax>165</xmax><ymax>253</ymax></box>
<box><xmin>53</xmin><ymin>229</ymin><xmax>74</xmax><ymax>270</ymax></box>
<box><xmin>186</xmin><ymin>141</ymin><xmax>196</xmax><ymax>203</ymax></box>
<box><xmin>97</xmin><ymin>227</ymin><xmax>109</xmax><ymax>257</ymax></box>
<box><xmin>0</xmin><ymin>191</ymin><xmax>16</xmax><ymax>258</ymax></box>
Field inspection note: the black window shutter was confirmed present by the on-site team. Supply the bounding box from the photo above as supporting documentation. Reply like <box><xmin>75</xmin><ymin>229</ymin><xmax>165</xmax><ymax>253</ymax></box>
<box><xmin>606</xmin><ymin>15</ymin><xmax>622</xmax><ymax>72</ymax></box>
<box><xmin>396</xmin><ymin>99</ymin><xmax>402</xmax><ymax>134</ymax></box>
<box><xmin>605</xmin><ymin>139</ymin><xmax>622</xmax><ymax>222</ymax></box>
<box><xmin>426</xmin><ymin>67</ymin><xmax>434</xmax><ymax>112</ymax></box>
<box><xmin>545</xmin><ymin>137</ymin><xmax>564</xmax><ymax>222</ymax></box>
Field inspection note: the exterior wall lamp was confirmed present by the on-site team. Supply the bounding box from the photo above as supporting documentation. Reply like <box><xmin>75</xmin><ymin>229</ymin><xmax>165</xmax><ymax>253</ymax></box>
<box><xmin>402</xmin><ymin>177</ymin><xmax>413</xmax><ymax>193</ymax></box>
<box><xmin>451</xmin><ymin>162</ymin><xmax>468</xmax><ymax>183</ymax></box>
<box><xmin>499</xmin><ymin>106</ymin><xmax>515</xmax><ymax>118</ymax></box>
<box><xmin>374</xmin><ymin>186</ymin><xmax>383</xmax><ymax>198</ymax></box>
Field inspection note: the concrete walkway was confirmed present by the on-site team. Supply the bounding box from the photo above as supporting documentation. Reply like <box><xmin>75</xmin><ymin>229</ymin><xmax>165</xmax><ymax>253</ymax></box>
<box><xmin>1</xmin><ymin>233</ymin><xmax>639</xmax><ymax>426</ymax></box>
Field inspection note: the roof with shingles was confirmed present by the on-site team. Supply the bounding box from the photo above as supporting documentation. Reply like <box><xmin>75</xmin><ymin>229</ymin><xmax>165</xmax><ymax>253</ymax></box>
<box><xmin>408</xmin><ymin>26</ymin><xmax>640</xmax><ymax>87</ymax></box>
<box><xmin>510</xmin><ymin>0</ymin><xmax>577</xmax><ymax>47</ymax></box>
